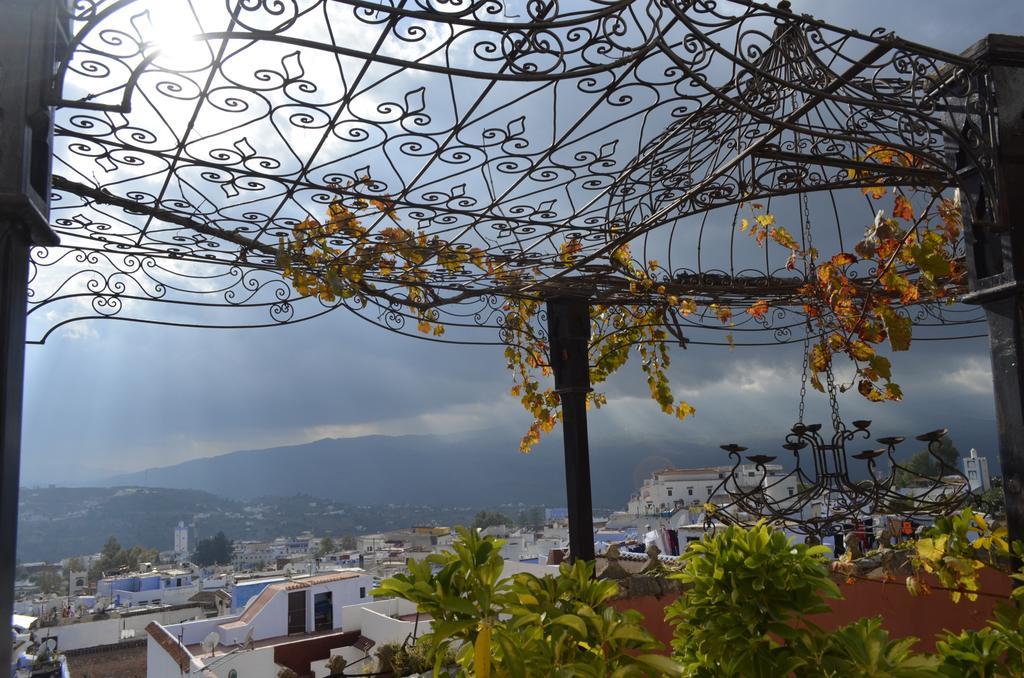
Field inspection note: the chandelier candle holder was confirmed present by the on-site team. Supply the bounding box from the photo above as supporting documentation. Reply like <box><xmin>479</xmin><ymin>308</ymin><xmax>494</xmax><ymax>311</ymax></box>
<box><xmin>708</xmin><ymin>423</ymin><xmax>977</xmax><ymax>539</ymax></box>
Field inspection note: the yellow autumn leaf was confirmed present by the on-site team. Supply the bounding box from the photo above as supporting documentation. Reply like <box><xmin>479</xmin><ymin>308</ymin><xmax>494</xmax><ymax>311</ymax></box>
<box><xmin>474</xmin><ymin>623</ymin><xmax>492</xmax><ymax>678</ymax></box>
<box><xmin>676</xmin><ymin>401</ymin><xmax>696</xmax><ymax>421</ymax></box>
<box><xmin>916</xmin><ymin>535</ymin><xmax>948</xmax><ymax>562</ymax></box>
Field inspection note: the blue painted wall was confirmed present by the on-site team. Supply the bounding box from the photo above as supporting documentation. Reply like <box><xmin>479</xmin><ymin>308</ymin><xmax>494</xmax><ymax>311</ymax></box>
<box><xmin>231</xmin><ymin>578</ymin><xmax>285</xmax><ymax>612</ymax></box>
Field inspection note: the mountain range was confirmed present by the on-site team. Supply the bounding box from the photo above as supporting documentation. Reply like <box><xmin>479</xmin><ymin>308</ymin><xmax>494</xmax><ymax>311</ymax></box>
<box><xmin>19</xmin><ymin>424</ymin><xmax>998</xmax><ymax>562</ymax></box>
<box><xmin>102</xmin><ymin>430</ymin><xmax>731</xmax><ymax>508</ymax></box>
<box><xmin>100</xmin><ymin>421</ymin><xmax>999</xmax><ymax>508</ymax></box>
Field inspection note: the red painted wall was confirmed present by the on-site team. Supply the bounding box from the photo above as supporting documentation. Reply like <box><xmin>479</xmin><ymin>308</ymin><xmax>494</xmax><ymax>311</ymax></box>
<box><xmin>273</xmin><ymin>630</ymin><xmax>359</xmax><ymax>676</ymax></box>
<box><xmin>610</xmin><ymin>569</ymin><xmax>1014</xmax><ymax>654</ymax></box>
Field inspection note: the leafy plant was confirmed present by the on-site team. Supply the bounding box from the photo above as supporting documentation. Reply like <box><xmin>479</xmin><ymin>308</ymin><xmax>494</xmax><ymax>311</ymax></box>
<box><xmin>325</xmin><ymin>653</ymin><xmax>347</xmax><ymax>675</ymax></box>
<box><xmin>910</xmin><ymin>509</ymin><xmax>1008</xmax><ymax>602</ymax></box>
<box><xmin>373</xmin><ymin>526</ymin><xmax>681</xmax><ymax>677</ymax></box>
<box><xmin>935</xmin><ymin>626</ymin><xmax>1007</xmax><ymax>677</ymax></box>
<box><xmin>667</xmin><ymin>520</ymin><xmax>1024</xmax><ymax>677</ymax></box>
<box><xmin>666</xmin><ymin>521</ymin><xmax>839</xmax><ymax>676</ymax></box>
<box><xmin>374</xmin><ymin>641</ymin><xmax>451</xmax><ymax>677</ymax></box>
<box><xmin>813</xmin><ymin>617</ymin><xmax>939</xmax><ymax>677</ymax></box>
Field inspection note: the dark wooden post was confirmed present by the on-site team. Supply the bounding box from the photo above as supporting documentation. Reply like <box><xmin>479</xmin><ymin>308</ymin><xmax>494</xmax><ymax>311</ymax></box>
<box><xmin>546</xmin><ymin>296</ymin><xmax>595</xmax><ymax>563</ymax></box>
<box><xmin>949</xmin><ymin>35</ymin><xmax>1024</xmax><ymax>543</ymax></box>
<box><xmin>0</xmin><ymin>0</ymin><xmax>63</xmax><ymax>666</ymax></box>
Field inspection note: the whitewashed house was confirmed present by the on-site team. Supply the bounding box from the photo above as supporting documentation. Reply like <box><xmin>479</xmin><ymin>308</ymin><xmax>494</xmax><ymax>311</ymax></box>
<box><xmin>146</xmin><ymin>570</ymin><xmax>373</xmax><ymax>678</ymax></box>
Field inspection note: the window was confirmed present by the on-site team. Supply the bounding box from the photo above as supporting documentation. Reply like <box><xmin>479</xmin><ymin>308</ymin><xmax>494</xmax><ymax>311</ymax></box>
<box><xmin>359</xmin><ymin>586</ymin><xmax>366</xmax><ymax>598</ymax></box>
<box><xmin>313</xmin><ymin>591</ymin><xmax>333</xmax><ymax>632</ymax></box>
<box><xmin>687</xmin><ymin>488</ymin><xmax>693</xmax><ymax>496</ymax></box>
<box><xmin>706</xmin><ymin>486</ymin><xmax>713</xmax><ymax>496</ymax></box>
<box><xmin>748</xmin><ymin>471</ymin><xmax>755</xmax><ymax>477</ymax></box>
<box><xmin>788</xmin><ymin>487</ymin><xmax>795</xmax><ymax>496</ymax></box>
<box><xmin>667</xmin><ymin>487</ymin><xmax>672</xmax><ymax>496</ymax></box>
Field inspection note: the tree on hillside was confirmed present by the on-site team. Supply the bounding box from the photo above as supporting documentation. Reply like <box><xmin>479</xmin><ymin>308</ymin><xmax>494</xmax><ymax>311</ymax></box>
<box><xmin>316</xmin><ymin>537</ymin><xmax>335</xmax><ymax>557</ymax></box>
<box><xmin>101</xmin><ymin>536</ymin><xmax>121</xmax><ymax>562</ymax></box>
<box><xmin>193</xmin><ymin>532</ymin><xmax>233</xmax><ymax>567</ymax></box>
<box><xmin>472</xmin><ymin>511</ymin><xmax>513</xmax><ymax>531</ymax></box>
<box><xmin>88</xmin><ymin>537</ymin><xmax>159</xmax><ymax>580</ymax></box>
<box><xmin>339</xmin><ymin>535</ymin><xmax>357</xmax><ymax>551</ymax></box>
<box><xmin>32</xmin><ymin>571</ymin><xmax>64</xmax><ymax>596</ymax></box>
<box><xmin>517</xmin><ymin>507</ymin><xmax>544</xmax><ymax>528</ymax></box>
<box><xmin>895</xmin><ymin>437</ymin><xmax>961</xmax><ymax>487</ymax></box>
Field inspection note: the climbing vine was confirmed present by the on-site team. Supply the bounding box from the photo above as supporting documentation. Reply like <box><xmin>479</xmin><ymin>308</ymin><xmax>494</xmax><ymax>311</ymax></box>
<box><xmin>276</xmin><ymin>150</ymin><xmax>965</xmax><ymax>452</ymax></box>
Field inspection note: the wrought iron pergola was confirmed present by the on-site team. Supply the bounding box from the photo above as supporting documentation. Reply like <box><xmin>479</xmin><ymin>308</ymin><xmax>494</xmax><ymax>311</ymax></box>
<box><xmin>1</xmin><ymin>0</ymin><xmax>1022</xmax><ymax>661</ymax></box>
<box><xmin>29</xmin><ymin>0</ymin><xmax>990</xmax><ymax>341</ymax></box>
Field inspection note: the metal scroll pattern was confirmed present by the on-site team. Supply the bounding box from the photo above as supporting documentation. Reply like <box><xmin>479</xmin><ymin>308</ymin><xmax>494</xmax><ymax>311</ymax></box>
<box><xmin>32</xmin><ymin>0</ymin><xmax>989</xmax><ymax>342</ymax></box>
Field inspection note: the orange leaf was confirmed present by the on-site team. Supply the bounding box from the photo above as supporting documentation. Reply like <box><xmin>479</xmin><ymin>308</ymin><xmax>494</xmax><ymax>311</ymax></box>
<box><xmin>748</xmin><ymin>299</ymin><xmax>770</xmax><ymax>319</ymax></box>
<box><xmin>893</xmin><ymin>194</ymin><xmax>914</xmax><ymax>221</ymax></box>
<box><xmin>900</xmin><ymin>284</ymin><xmax>921</xmax><ymax>305</ymax></box>
<box><xmin>769</xmin><ymin>226</ymin><xmax>799</xmax><ymax>250</ymax></box>
<box><xmin>830</xmin><ymin>252</ymin><xmax>857</xmax><ymax>267</ymax></box>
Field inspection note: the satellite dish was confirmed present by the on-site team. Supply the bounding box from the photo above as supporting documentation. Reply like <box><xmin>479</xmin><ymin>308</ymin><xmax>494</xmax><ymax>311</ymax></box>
<box><xmin>242</xmin><ymin>627</ymin><xmax>254</xmax><ymax>650</ymax></box>
<box><xmin>201</xmin><ymin>631</ymin><xmax>220</xmax><ymax>656</ymax></box>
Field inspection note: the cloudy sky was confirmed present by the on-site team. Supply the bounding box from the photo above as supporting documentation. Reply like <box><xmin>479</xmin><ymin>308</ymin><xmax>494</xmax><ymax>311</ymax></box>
<box><xmin>19</xmin><ymin>0</ymin><xmax>1022</xmax><ymax>487</ymax></box>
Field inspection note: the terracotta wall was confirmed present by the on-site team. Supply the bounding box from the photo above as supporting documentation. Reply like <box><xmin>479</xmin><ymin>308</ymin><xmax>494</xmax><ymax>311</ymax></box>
<box><xmin>610</xmin><ymin>569</ymin><xmax>1014</xmax><ymax>653</ymax></box>
<box><xmin>274</xmin><ymin>630</ymin><xmax>359</xmax><ymax>676</ymax></box>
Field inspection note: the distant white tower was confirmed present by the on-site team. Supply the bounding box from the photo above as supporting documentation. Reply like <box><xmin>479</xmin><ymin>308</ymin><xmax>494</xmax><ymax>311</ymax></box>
<box><xmin>963</xmin><ymin>448</ymin><xmax>991</xmax><ymax>492</ymax></box>
<box><xmin>174</xmin><ymin>521</ymin><xmax>190</xmax><ymax>558</ymax></box>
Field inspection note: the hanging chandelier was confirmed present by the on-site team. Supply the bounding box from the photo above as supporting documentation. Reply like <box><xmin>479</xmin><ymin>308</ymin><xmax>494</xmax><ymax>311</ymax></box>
<box><xmin>705</xmin><ymin>192</ymin><xmax>981</xmax><ymax>540</ymax></box>
<box><xmin>709</xmin><ymin>422</ymin><xmax>977</xmax><ymax>540</ymax></box>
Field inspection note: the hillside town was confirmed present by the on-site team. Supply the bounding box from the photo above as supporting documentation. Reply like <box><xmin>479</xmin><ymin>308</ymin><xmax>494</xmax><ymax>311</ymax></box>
<box><xmin>10</xmin><ymin>448</ymin><xmax>994</xmax><ymax>677</ymax></box>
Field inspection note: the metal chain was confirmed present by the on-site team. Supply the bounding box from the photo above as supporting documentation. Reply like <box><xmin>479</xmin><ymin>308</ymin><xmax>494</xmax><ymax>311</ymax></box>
<box><xmin>824</xmin><ymin>345</ymin><xmax>842</xmax><ymax>430</ymax></box>
<box><xmin>798</xmin><ymin>332</ymin><xmax>809</xmax><ymax>423</ymax></box>
<box><xmin>796</xmin><ymin>191</ymin><xmax>813</xmax><ymax>424</ymax></box>
<box><xmin>798</xmin><ymin>189</ymin><xmax>844</xmax><ymax>430</ymax></box>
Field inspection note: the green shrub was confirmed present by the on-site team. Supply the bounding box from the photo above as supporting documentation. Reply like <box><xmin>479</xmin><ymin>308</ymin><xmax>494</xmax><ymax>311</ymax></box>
<box><xmin>373</xmin><ymin>526</ymin><xmax>682</xmax><ymax>677</ymax></box>
<box><xmin>667</xmin><ymin>520</ymin><xmax>1024</xmax><ymax>677</ymax></box>
<box><xmin>374</xmin><ymin>641</ymin><xmax>447</xmax><ymax>677</ymax></box>
<box><xmin>666</xmin><ymin>521</ymin><xmax>839</xmax><ymax>676</ymax></box>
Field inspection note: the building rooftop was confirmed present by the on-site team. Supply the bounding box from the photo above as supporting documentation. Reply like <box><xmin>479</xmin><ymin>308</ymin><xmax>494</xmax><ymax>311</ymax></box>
<box><xmin>187</xmin><ymin>627</ymin><xmax>360</xmax><ymax>661</ymax></box>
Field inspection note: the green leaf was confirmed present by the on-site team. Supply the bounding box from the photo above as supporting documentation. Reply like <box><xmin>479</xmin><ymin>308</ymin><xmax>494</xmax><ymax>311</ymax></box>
<box><xmin>551</xmin><ymin>614</ymin><xmax>587</xmax><ymax>637</ymax></box>
<box><xmin>633</xmin><ymin>654</ymin><xmax>685</xmax><ymax>677</ymax></box>
<box><xmin>880</xmin><ymin>307</ymin><xmax>912</xmax><ymax>352</ymax></box>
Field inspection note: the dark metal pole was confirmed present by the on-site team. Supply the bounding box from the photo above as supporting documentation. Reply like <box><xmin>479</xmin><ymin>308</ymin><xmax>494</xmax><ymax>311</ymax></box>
<box><xmin>950</xmin><ymin>35</ymin><xmax>1024</xmax><ymax>543</ymax></box>
<box><xmin>0</xmin><ymin>0</ymin><xmax>63</xmax><ymax>667</ymax></box>
<box><xmin>546</xmin><ymin>296</ymin><xmax>595</xmax><ymax>563</ymax></box>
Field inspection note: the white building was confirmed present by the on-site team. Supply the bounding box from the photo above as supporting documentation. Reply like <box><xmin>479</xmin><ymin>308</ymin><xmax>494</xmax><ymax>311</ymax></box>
<box><xmin>95</xmin><ymin>569</ymin><xmax>198</xmax><ymax>608</ymax></box>
<box><xmin>311</xmin><ymin>597</ymin><xmax>434</xmax><ymax>677</ymax></box>
<box><xmin>146</xmin><ymin>570</ymin><xmax>375</xmax><ymax>678</ymax></box>
<box><xmin>963</xmin><ymin>448</ymin><xmax>992</xmax><ymax>492</ymax></box>
<box><xmin>32</xmin><ymin>603</ymin><xmax>204</xmax><ymax>653</ymax></box>
<box><xmin>67</xmin><ymin>570</ymin><xmax>88</xmax><ymax>597</ymax></box>
<box><xmin>627</xmin><ymin>464</ymin><xmax>797</xmax><ymax>516</ymax></box>
<box><xmin>173</xmin><ymin>521</ymin><xmax>192</xmax><ymax>559</ymax></box>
